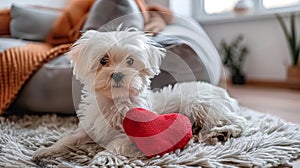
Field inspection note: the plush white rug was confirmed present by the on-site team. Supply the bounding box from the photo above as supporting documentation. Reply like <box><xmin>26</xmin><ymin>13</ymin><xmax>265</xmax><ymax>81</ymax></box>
<box><xmin>1</xmin><ymin>108</ymin><xmax>300</xmax><ymax>168</ymax></box>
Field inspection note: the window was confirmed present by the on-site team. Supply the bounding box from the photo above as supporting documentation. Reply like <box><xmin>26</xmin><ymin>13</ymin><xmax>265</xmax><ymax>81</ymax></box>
<box><xmin>263</xmin><ymin>0</ymin><xmax>300</xmax><ymax>9</ymax></box>
<box><xmin>204</xmin><ymin>0</ymin><xmax>240</xmax><ymax>14</ymax></box>
<box><xmin>203</xmin><ymin>0</ymin><xmax>300</xmax><ymax>15</ymax></box>
<box><xmin>195</xmin><ymin>0</ymin><xmax>300</xmax><ymax>22</ymax></box>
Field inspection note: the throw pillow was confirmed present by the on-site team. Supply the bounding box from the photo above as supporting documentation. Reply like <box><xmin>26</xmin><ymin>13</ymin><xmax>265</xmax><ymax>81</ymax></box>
<box><xmin>10</xmin><ymin>4</ymin><xmax>61</xmax><ymax>41</ymax></box>
<box><xmin>0</xmin><ymin>9</ymin><xmax>11</xmax><ymax>35</ymax></box>
<box><xmin>45</xmin><ymin>0</ymin><xmax>95</xmax><ymax>45</ymax></box>
<box><xmin>82</xmin><ymin>0</ymin><xmax>144</xmax><ymax>31</ymax></box>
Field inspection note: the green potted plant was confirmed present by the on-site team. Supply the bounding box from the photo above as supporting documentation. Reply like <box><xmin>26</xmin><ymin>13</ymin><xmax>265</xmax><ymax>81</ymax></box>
<box><xmin>219</xmin><ymin>35</ymin><xmax>249</xmax><ymax>84</ymax></box>
<box><xmin>276</xmin><ymin>13</ymin><xmax>300</xmax><ymax>89</ymax></box>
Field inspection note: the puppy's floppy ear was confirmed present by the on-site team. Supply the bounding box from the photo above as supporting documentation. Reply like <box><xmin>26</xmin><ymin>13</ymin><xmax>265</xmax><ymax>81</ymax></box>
<box><xmin>68</xmin><ymin>30</ymin><xmax>99</xmax><ymax>80</ymax></box>
<box><xmin>144</xmin><ymin>40</ymin><xmax>166</xmax><ymax>78</ymax></box>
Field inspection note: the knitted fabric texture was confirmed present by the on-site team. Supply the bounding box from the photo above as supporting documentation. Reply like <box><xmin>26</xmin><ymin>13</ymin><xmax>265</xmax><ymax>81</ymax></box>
<box><xmin>0</xmin><ymin>43</ymin><xmax>72</xmax><ymax>114</ymax></box>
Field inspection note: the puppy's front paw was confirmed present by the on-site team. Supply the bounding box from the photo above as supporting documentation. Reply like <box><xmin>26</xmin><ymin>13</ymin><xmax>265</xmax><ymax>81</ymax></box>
<box><xmin>89</xmin><ymin>151</ymin><xmax>128</xmax><ymax>166</ymax></box>
<box><xmin>202</xmin><ymin>124</ymin><xmax>243</xmax><ymax>144</ymax></box>
<box><xmin>32</xmin><ymin>147</ymin><xmax>58</xmax><ymax>161</ymax></box>
<box><xmin>211</xmin><ymin>124</ymin><xmax>241</xmax><ymax>138</ymax></box>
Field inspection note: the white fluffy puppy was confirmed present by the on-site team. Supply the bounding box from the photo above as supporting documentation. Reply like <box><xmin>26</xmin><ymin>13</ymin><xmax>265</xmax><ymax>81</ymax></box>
<box><xmin>33</xmin><ymin>29</ymin><xmax>246</xmax><ymax>159</ymax></box>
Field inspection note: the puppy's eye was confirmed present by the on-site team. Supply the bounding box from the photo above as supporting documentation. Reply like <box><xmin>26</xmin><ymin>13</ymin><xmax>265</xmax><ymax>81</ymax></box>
<box><xmin>100</xmin><ymin>55</ymin><xmax>109</xmax><ymax>65</ymax></box>
<box><xmin>126</xmin><ymin>58</ymin><xmax>134</xmax><ymax>65</ymax></box>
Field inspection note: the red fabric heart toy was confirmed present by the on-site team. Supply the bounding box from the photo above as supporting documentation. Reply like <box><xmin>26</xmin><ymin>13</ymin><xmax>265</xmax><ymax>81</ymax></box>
<box><xmin>123</xmin><ymin>108</ymin><xmax>192</xmax><ymax>158</ymax></box>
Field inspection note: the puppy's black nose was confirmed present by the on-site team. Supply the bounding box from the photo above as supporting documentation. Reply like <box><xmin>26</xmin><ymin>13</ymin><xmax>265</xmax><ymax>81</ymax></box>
<box><xmin>111</xmin><ymin>72</ymin><xmax>124</xmax><ymax>83</ymax></box>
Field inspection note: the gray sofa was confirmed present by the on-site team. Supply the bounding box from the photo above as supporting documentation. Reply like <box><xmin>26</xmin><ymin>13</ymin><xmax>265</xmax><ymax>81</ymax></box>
<box><xmin>2</xmin><ymin>6</ymin><xmax>221</xmax><ymax>114</ymax></box>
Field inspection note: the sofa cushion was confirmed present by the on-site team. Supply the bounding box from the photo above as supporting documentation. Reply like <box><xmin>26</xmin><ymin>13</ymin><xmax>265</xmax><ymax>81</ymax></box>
<box><xmin>10</xmin><ymin>4</ymin><xmax>61</xmax><ymax>41</ymax></box>
<box><xmin>82</xmin><ymin>0</ymin><xmax>144</xmax><ymax>31</ymax></box>
<box><xmin>9</xmin><ymin>54</ymin><xmax>81</xmax><ymax>114</ymax></box>
<box><xmin>0</xmin><ymin>38</ymin><xmax>28</xmax><ymax>53</ymax></box>
<box><xmin>158</xmin><ymin>16</ymin><xmax>222</xmax><ymax>85</ymax></box>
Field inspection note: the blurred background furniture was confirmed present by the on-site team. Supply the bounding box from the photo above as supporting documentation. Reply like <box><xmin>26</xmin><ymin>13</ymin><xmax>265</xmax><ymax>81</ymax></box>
<box><xmin>0</xmin><ymin>0</ymin><xmax>221</xmax><ymax>114</ymax></box>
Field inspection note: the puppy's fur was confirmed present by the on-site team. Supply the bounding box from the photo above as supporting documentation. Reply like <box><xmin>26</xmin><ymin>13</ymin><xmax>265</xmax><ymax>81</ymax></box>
<box><xmin>33</xmin><ymin>29</ymin><xmax>246</xmax><ymax>159</ymax></box>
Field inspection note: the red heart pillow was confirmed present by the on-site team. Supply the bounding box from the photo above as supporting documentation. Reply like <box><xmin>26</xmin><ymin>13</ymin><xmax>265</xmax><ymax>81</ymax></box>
<box><xmin>123</xmin><ymin>108</ymin><xmax>192</xmax><ymax>158</ymax></box>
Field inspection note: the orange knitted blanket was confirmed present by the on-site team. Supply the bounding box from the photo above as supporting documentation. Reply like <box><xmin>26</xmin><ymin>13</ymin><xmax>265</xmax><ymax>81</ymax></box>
<box><xmin>0</xmin><ymin>43</ymin><xmax>71</xmax><ymax>114</ymax></box>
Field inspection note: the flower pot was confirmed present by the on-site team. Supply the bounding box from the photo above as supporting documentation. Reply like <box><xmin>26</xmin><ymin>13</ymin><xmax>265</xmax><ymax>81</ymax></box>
<box><xmin>287</xmin><ymin>66</ymin><xmax>300</xmax><ymax>89</ymax></box>
<box><xmin>234</xmin><ymin>0</ymin><xmax>254</xmax><ymax>15</ymax></box>
<box><xmin>231</xmin><ymin>74</ymin><xmax>246</xmax><ymax>85</ymax></box>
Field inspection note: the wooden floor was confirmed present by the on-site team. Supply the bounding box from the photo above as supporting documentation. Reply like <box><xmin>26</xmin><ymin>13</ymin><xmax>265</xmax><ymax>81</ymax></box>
<box><xmin>224</xmin><ymin>84</ymin><xmax>300</xmax><ymax>167</ymax></box>
<box><xmin>224</xmin><ymin>84</ymin><xmax>300</xmax><ymax>124</ymax></box>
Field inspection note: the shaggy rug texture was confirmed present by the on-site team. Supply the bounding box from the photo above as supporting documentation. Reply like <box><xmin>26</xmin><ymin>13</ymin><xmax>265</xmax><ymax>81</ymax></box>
<box><xmin>1</xmin><ymin>108</ymin><xmax>300</xmax><ymax>168</ymax></box>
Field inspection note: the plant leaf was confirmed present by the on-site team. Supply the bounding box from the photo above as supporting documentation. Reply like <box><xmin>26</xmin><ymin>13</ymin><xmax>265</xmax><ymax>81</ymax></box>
<box><xmin>291</xmin><ymin>13</ymin><xmax>297</xmax><ymax>65</ymax></box>
<box><xmin>276</xmin><ymin>13</ymin><xmax>298</xmax><ymax>65</ymax></box>
<box><xmin>275</xmin><ymin>14</ymin><xmax>290</xmax><ymax>43</ymax></box>
<box><xmin>296</xmin><ymin>44</ymin><xmax>300</xmax><ymax>66</ymax></box>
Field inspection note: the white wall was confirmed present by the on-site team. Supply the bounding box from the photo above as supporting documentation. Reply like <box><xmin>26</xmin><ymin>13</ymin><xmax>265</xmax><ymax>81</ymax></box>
<box><xmin>202</xmin><ymin>16</ymin><xmax>300</xmax><ymax>81</ymax></box>
<box><xmin>169</xmin><ymin>0</ymin><xmax>193</xmax><ymax>17</ymax></box>
<box><xmin>0</xmin><ymin>0</ymin><xmax>67</xmax><ymax>9</ymax></box>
